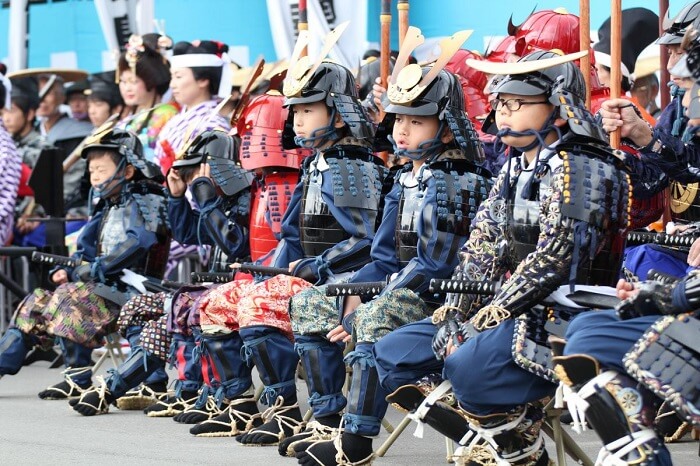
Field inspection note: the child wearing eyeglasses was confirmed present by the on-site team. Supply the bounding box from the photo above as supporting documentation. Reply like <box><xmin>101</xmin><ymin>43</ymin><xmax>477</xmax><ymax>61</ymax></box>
<box><xmin>373</xmin><ymin>50</ymin><xmax>635</xmax><ymax>466</ymax></box>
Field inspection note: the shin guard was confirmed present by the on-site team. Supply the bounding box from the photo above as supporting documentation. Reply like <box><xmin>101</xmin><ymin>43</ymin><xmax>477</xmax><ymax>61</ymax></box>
<box><xmin>57</xmin><ymin>337</ymin><xmax>93</xmax><ymax>386</ymax></box>
<box><xmin>239</xmin><ymin>326</ymin><xmax>298</xmax><ymax>406</ymax></box>
<box><xmin>0</xmin><ymin>329</ymin><xmax>32</xmax><ymax>376</ymax></box>
<box><xmin>170</xmin><ymin>333</ymin><xmax>203</xmax><ymax>396</ymax></box>
<box><xmin>201</xmin><ymin>332</ymin><xmax>253</xmax><ymax>405</ymax></box>
<box><xmin>343</xmin><ymin>344</ymin><xmax>389</xmax><ymax>437</ymax></box>
<box><xmin>554</xmin><ymin>355</ymin><xmax>664</xmax><ymax>466</ymax></box>
<box><xmin>106</xmin><ymin>347</ymin><xmax>163</xmax><ymax>399</ymax></box>
<box><xmin>295</xmin><ymin>335</ymin><xmax>347</xmax><ymax>418</ymax></box>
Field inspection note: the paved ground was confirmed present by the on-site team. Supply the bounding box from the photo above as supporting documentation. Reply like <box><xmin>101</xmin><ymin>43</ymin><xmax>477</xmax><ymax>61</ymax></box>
<box><xmin>0</xmin><ymin>362</ymin><xmax>697</xmax><ymax>465</ymax></box>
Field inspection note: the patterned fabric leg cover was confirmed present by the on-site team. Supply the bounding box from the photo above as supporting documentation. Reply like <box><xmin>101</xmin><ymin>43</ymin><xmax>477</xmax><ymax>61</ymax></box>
<box><xmin>117</xmin><ymin>292</ymin><xmax>167</xmax><ymax>338</ymax></box>
<box><xmin>294</xmin><ymin>335</ymin><xmax>347</xmax><ymax>418</ymax></box>
<box><xmin>354</xmin><ymin>289</ymin><xmax>430</xmax><ymax>343</ymax></box>
<box><xmin>14</xmin><ymin>282</ymin><xmax>118</xmax><ymax>348</ymax></box>
<box><xmin>240</xmin><ymin>326</ymin><xmax>298</xmax><ymax>406</ymax></box>
<box><xmin>58</xmin><ymin>337</ymin><xmax>93</xmax><ymax>385</ymax></box>
<box><xmin>141</xmin><ymin>315</ymin><xmax>172</xmax><ymax>362</ymax></box>
<box><xmin>200</xmin><ymin>332</ymin><xmax>253</xmax><ymax>405</ymax></box>
<box><xmin>0</xmin><ymin>328</ymin><xmax>31</xmax><ymax>376</ymax></box>
<box><xmin>289</xmin><ymin>286</ymin><xmax>342</xmax><ymax>336</ymax></box>
<box><xmin>343</xmin><ymin>343</ymin><xmax>389</xmax><ymax>437</ymax></box>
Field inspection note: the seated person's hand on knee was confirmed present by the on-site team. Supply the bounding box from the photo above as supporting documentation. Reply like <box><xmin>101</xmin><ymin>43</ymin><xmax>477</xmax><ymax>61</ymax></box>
<box><xmin>52</xmin><ymin>269</ymin><xmax>68</xmax><ymax>285</ymax></box>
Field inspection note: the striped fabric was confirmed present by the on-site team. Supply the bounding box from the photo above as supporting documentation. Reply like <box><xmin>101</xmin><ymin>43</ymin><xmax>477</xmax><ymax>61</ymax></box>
<box><xmin>0</xmin><ymin>121</ymin><xmax>22</xmax><ymax>245</ymax></box>
<box><xmin>154</xmin><ymin>99</ymin><xmax>230</xmax><ymax>175</ymax></box>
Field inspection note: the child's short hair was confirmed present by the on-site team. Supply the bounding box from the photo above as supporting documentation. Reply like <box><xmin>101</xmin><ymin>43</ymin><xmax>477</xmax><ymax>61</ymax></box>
<box><xmin>85</xmin><ymin>148</ymin><xmax>122</xmax><ymax>167</ymax></box>
<box><xmin>174</xmin><ymin>164</ymin><xmax>201</xmax><ymax>184</ymax></box>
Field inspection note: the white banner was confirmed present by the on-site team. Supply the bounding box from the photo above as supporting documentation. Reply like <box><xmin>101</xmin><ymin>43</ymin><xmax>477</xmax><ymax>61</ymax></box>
<box><xmin>266</xmin><ymin>0</ymin><xmax>368</xmax><ymax>69</ymax></box>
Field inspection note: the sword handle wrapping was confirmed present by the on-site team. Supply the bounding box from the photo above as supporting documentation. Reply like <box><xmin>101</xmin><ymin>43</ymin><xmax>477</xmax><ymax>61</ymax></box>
<box><xmin>237</xmin><ymin>264</ymin><xmax>291</xmax><ymax>276</ymax></box>
<box><xmin>626</xmin><ymin>231</ymin><xmax>698</xmax><ymax>250</ymax></box>
<box><xmin>325</xmin><ymin>282</ymin><xmax>386</xmax><ymax>297</ymax></box>
<box><xmin>190</xmin><ymin>272</ymin><xmax>234</xmax><ymax>284</ymax></box>
<box><xmin>31</xmin><ymin>251</ymin><xmax>80</xmax><ymax>268</ymax></box>
<box><xmin>428</xmin><ymin>279</ymin><xmax>499</xmax><ymax>295</ymax></box>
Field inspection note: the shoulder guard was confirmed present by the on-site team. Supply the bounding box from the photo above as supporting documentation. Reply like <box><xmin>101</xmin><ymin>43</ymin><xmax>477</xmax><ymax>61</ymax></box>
<box><xmin>129</xmin><ymin>181</ymin><xmax>171</xmax><ymax>235</ymax></box>
<box><xmin>208</xmin><ymin>157</ymin><xmax>255</xmax><ymax>197</ymax></box>
<box><xmin>558</xmin><ymin>148</ymin><xmax>631</xmax><ymax>230</ymax></box>
<box><xmin>323</xmin><ymin>144</ymin><xmax>388</xmax><ymax>210</ymax></box>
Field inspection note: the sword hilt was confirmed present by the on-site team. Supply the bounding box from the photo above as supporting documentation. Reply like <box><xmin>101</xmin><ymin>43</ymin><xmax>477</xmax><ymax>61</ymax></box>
<box><xmin>325</xmin><ymin>282</ymin><xmax>386</xmax><ymax>297</ymax></box>
<box><xmin>237</xmin><ymin>264</ymin><xmax>291</xmax><ymax>276</ymax></box>
<box><xmin>190</xmin><ymin>272</ymin><xmax>235</xmax><ymax>284</ymax></box>
<box><xmin>429</xmin><ymin>279</ymin><xmax>499</xmax><ymax>295</ymax></box>
<box><xmin>31</xmin><ymin>251</ymin><xmax>80</xmax><ymax>268</ymax></box>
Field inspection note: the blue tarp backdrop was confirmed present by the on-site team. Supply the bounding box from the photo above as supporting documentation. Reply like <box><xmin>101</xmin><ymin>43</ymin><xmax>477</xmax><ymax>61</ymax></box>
<box><xmin>0</xmin><ymin>0</ymin><xmax>690</xmax><ymax>72</ymax></box>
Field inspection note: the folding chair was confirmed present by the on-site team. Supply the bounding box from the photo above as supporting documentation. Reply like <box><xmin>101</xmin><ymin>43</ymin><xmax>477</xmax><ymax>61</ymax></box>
<box><xmin>91</xmin><ymin>332</ymin><xmax>127</xmax><ymax>373</ymax></box>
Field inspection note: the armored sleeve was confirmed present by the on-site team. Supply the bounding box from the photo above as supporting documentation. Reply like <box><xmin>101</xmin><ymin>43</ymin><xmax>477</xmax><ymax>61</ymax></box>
<box><xmin>382</xmin><ymin>175</ymin><xmax>470</xmax><ymax>296</ymax></box>
<box><xmin>640</xmin><ymin>128</ymin><xmax>700</xmax><ymax>184</ymax></box>
<box><xmin>488</xmin><ymin>168</ymin><xmax>576</xmax><ymax>316</ymax></box>
<box><xmin>196</xmin><ymin>184</ymin><xmax>250</xmax><ymax>261</ymax></box>
<box><xmin>167</xmin><ymin>196</ymin><xmax>208</xmax><ymax>245</ymax></box>
<box><xmin>443</xmin><ymin>172</ymin><xmax>507</xmax><ymax>312</ymax></box>
<box><xmin>89</xmin><ymin>201</ymin><xmax>159</xmax><ymax>280</ymax></box>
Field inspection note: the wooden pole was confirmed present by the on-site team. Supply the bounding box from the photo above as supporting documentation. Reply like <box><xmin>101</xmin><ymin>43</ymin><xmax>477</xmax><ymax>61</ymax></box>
<box><xmin>660</xmin><ymin>0</ymin><xmax>670</xmax><ymax>109</ymax></box>
<box><xmin>580</xmin><ymin>0</ymin><xmax>591</xmax><ymax>109</ymax></box>
<box><xmin>398</xmin><ymin>0</ymin><xmax>409</xmax><ymax>47</ymax></box>
<box><xmin>610</xmin><ymin>0</ymin><xmax>622</xmax><ymax>149</ymax></box>
<box><xmin>378</xmin><ymin>0</ymin><xmax>392</xmax><ymax>164</ymax></box>
<box><xmin>380</xmin><ymin>0</ymin><xmax>391</xmax><ymax>89</ymax></box>
<box><xmin>298</xmin><ymin>0</ymin><xmax>308</xmax><ymax>58</ymax></box>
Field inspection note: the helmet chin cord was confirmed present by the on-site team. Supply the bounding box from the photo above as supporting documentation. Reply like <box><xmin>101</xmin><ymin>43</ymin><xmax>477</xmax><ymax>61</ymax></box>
<box><xmin>388</xmin><ymin>121</ymin><xmax>446</xmax><ymax>161</ymax></box>
<box><xmin>494</xmin><ymin>110</ymin><xmax>561</xmax><ymax>200</ymax></box>
<box><xmin>293</xmin><ymin>108</ymin><xmax>341</xmax><ymax>149</ymax></box>
<box><xmin>87</xmin><ymin>158</ymin><xmax>128</xmax><ymax>213</ymax></box>
<box><xmin>494</xmin><ymin>110</ymin><xmax>561</xmax><ymax>154</ymax></box>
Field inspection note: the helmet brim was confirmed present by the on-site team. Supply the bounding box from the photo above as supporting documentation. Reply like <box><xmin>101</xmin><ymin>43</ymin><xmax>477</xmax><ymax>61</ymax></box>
<box><xmin>284</xmin><ymin>89</ymin><xmax>328</xmax><ymax>107</ymax></box>
<box><xmin>655</xmin><ymin>33</ymin><xmax>683</xmax><ymax>45</ymax></box>
<box><xmin>383</xmin><ymin>99</ymin><xmax>439</xmax><ymax>117</ymax></box>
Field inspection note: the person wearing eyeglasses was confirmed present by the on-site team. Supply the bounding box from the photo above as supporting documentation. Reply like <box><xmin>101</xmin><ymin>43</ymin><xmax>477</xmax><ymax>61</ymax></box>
<box><xmin>373</xmin><ymin>50</ymin><xmax>636</xmax><ymax>466</ymax></box>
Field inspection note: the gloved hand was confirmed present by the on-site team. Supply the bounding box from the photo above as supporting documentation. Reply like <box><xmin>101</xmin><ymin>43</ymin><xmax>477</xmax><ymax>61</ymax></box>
<box><xmin>431</xmin><ymin>308</ymin><xmax>466</xmax><ymax>361</ymax></box>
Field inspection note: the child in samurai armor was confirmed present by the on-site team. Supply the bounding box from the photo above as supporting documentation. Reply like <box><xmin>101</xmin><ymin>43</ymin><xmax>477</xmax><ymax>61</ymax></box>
<box><xmin>70</xmin><ymin>129</ymin><xmax>253</xmax><ymax>416</ymax></box>
<box><xmin>0</xmin><ymin>127</ymin><xmax>170</xmax><ymax>398</ymax></box>
<box><xmin>289</xmin><ymin>28</ymin><xmax>493</xmax><ymax>466</ymax></box>
<box><xmin>207</xmin><ymin>55</ymin><xmax>385</xmax><ymax>445</ymax></box>
<box><xmin>372</xmin><ymin>50</ymin><xmax>632</xmax><ymax>466</ymax></box>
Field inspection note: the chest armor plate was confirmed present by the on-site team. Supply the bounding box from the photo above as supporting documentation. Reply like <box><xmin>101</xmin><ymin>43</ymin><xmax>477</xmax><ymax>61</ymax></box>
<box><xmin>505</xmin><ymin>170</ymin><xmax>542</xmax><ymax>267</ymax></box>
<box><xmin>395</xmin><ymin>183</ymin><xmax>422</xmax><ymax>267</ymax></box>
<box><xmin>299</xmin><ymin>169</ymin><xmax>350</xmax><ymax>258</ymax></box>
<box><xmin>98</xmin><ymin>204</ymin><xmax>132</xmax><ymax>257</ymax></box>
